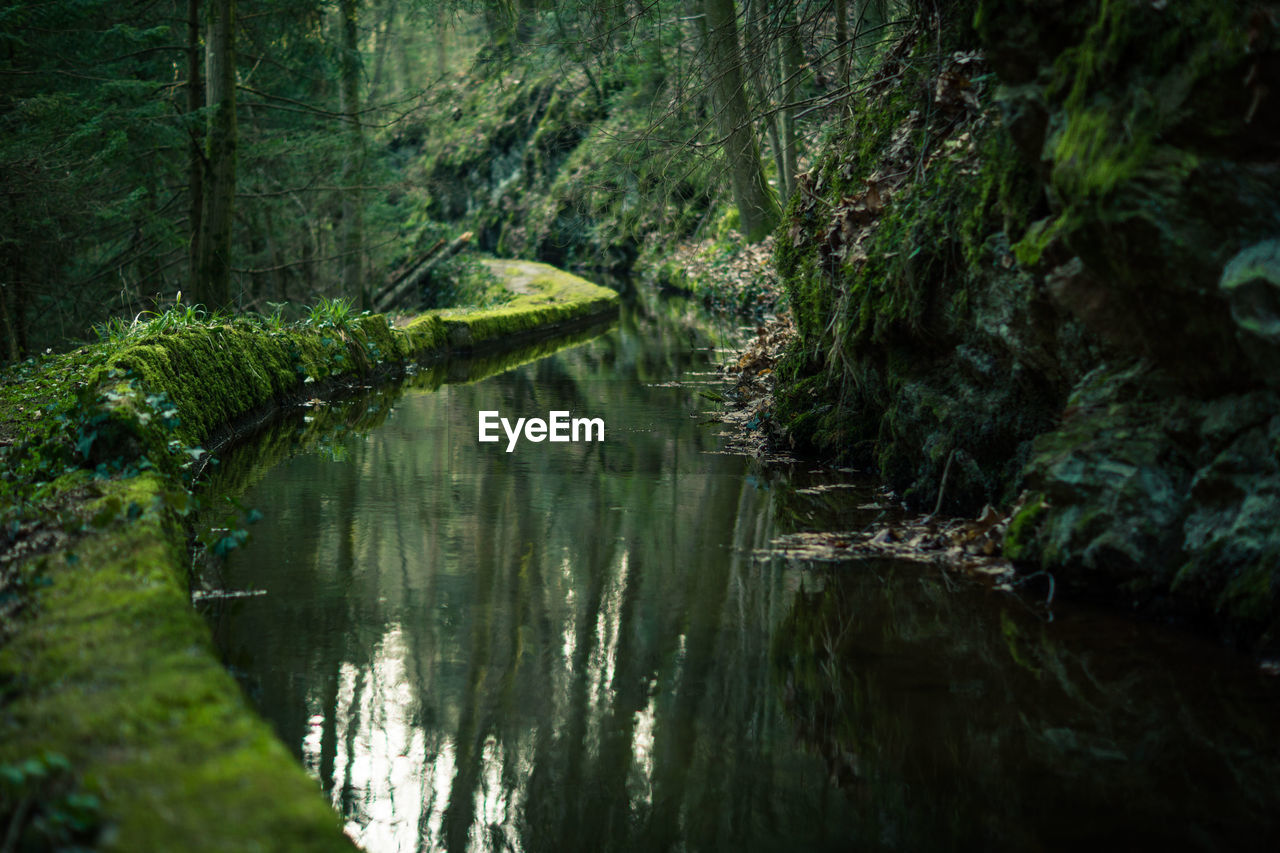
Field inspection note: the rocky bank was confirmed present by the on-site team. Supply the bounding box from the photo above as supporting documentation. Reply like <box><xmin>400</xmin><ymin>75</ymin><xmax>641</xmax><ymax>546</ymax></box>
<box><xmin>772</xmin><ymin>0</ymin><xmax>1280</xmax><ymax>650</ymax></box>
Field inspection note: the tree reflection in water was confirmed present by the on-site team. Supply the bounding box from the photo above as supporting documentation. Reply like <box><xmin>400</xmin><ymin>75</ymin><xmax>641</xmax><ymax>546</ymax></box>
<box><xmin>202</xmin><ymin>296</ymin><xmax>1280</xmax><ymax>853</ymax></box>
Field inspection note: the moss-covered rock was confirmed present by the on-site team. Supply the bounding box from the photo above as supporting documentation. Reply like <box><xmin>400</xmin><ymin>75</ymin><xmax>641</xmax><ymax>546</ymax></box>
<box><xmin>980</xmin><ymin>0</ymin><xmax>1280</xmax><ymax>391</ymax></box>
<box><xmin>440</xmin><ymin>259</ymin><xmax>618</xmax><ymax>344</ymax></box>
<box><xmin>1014</xmin><ymin>363</ymin><xmax>1280</xmax><ymax>648</ymax></box>
<box><xmin>404</xmin><ymin>44</ymin><xmax>720</xmax><ymax>274</ymax></box>
<box><xmin>775</xmin><ymin>6</ymin><xmax>1071</xmax><ymax>512</ymax></box>
<box><xmin>773</xmin><ymin>0</ymin><xmax>1280</xmax><ymax>647</ymax></box>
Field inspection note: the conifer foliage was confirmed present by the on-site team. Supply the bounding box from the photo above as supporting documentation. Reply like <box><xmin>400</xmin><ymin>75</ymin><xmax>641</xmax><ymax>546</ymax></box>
<box><xmin>0</xmin><ymin>1</ymin><xmax>915</xmax><ymax>358</ymax></box>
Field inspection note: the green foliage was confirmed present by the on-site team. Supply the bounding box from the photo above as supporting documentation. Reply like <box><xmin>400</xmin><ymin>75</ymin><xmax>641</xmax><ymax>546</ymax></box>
<box><xmin>198</xmin><ymin>495</ymin><xmax>262</xmax><ymax>559</ymax></box>
<box><xmin>1</xmin><ymin>0</ymin><xmax>479</xmax><ymax>358</ymax></box>
<box><xmin>0</xmin><ymin>751</ymin><xmax>103</xmax><ymax>849</ymax></box>
<box><xmin>408</xmin><ymin>0</ymin><xmax>870</xmax><ymax>269</ymax></box>
<box><xmin>258</xmin><ymin>301</ymin><xmax>290</xmax><ymax>331</ymax></box>
<box><xmin>640</xmin><ymin>217</ymin><xmax>785</xmax><ymax>318</ymax></box>
<box><xmin>1</xmin><ymin>0</ymin><xmax>193</xmax><ymax>353</ymax></box>
<box><xmin>92</xmin><ymin>298</ymin><xmax>226</xmax><ymax>347</ymax></box>
<box><xmin>421</xmin><ymin>255</ymin><xmax>512</xmax><ymax>310</ymax></box>
<box><xmin>1041</xmin><ymin>0</ymin><xmax>1241</xmax><ymax>203</ymax></box>
<box><xmin>3</xmin><ymin>0</ymin><xmax>900</xmax><ymax>356</ymax></box>
<box><xmin>306</xmin><ymin>297</ymin><xmax>354</xmax><ymax>331</ymax></box>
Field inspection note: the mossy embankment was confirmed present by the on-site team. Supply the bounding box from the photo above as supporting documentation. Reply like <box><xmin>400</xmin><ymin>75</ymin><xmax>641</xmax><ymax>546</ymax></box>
<box><xmin>773</xmin><ymin>1</ymin><xmax>1280</xmax><ymax>650</ymax></box>
<box><xmin>397</xmin><ymin>29</ymin><xmax>724</xmax><ymax>276</ymax></box>
<box><xmin>0</xmin><ymin>262</ymin><xmax>616</xmax><ymax>850</ymax></box>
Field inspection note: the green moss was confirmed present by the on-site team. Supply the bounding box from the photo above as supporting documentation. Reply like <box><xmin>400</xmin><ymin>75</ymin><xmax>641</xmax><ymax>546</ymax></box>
<box><xmin>0</xmin><ymin>475</ymin><xmax>352</xmax><ymax>851</ymax></box>
<box><xmin>0</xmin><ymin>260</ymin><xmax>618</xmax><ymax>849</ymax></box>
<box><xmin>353</xmin><ymin>313</ymin><xmax>408</xmax><ymax>361</ymax></box>
<box><xmin>1216</xmin><ymin>558</ymin><xmax>1277</xmax><ymax>629</ymax></box>
<box><xmin>437</xmin><ymin>260</ymin><xmax>618</xmax><ymax>347</ymax></box>
<box><xmin>1040</xmin><ymin>0</ymin><xmax>1246</xmax><ymax>222</ymax></box>
<box><xmin>1000</xmin><ymin>609</ymin><xmax>1042</xmax><ymax>678</ymax></box>
<box><xmin>1004</xmin><ymin>492</ymin><xmax>1049</xmax><ymax>562</ymax></box>
<box><xmin>105</xmin><ymin>326</ymin><xmax>295</xmax><ymax>448</ymax></box>
<box><xmin>402</xmin><ymin>313</ymin><xmax>448</xmax><ymax>352</ymax></box>
<box><xmin>1012</xmin><ymin>213</ymin><xmax>1073</xmax><ymax>268</ymax></box>
<box><xmin>1050</xmin><ymin>100</ymin><xmax>1152</xmax><ymax>201</ymax></box>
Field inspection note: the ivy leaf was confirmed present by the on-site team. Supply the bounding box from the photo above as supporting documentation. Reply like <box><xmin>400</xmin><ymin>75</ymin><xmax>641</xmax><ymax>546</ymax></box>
<box><xmin>212</xmin><ymin>528</ymin><xmax>249</xmax><ymax>557</ymax></box>
<box><xmin>75</xmin><ymin>429</ymin><xmax>97</xmax><ymax>459</ymax></box>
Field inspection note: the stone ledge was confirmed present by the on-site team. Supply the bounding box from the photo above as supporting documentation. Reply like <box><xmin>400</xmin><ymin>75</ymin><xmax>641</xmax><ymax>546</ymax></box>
<box><xmin>0</xmin><ymin>262</ymin><xmax>617</xmax><ymax>850</ymax></box>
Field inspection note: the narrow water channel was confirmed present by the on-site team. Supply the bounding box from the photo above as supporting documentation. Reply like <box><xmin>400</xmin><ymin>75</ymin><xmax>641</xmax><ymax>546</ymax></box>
<box><xmin>199</xmin><ymin>294</ymin><xmax>1280</xmax><ymax>853</ymax></box>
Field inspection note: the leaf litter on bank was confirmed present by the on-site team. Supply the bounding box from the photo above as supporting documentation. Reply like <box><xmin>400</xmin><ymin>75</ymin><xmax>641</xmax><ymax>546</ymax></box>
<box><xmin>716</xmin><ymin>311</ymin><xmax>797</xmax><ymax>458</ymax></box>
<box><xmin>758</xmin><ymin>500</ymin><xmax>1022</xmax><ymax>584</ymax></box>
<box><xmin>713</xmin><ymin>316</ymin><xmax>1046</xmax><ymax>598</ymax></box>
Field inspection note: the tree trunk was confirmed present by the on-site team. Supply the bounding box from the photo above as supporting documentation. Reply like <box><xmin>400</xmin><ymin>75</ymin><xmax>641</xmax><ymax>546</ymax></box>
<box><xmin>140</xmin><ymin>167</ymin><xmax>164</xmax><ymax>298</ymax></box>
<box><xmin>369</xmin><ymin>0</ymin><xmax>397</xmax><ymax>100</ymax></box>
<box><xmin>198</xmin><ymin>0</ymin><xmax>236</xmax><ymax>310</ymax></box>
<box><xmin>745</xmin><ymin>0</ymin><xmax>785</xmax><ymax>202</ymax></box>
<box><xmin>701</xmin><ymin>0</ymin><xmax>779</xmax><ymax>242</ymax></box>
<box><xmin>1</xmin><ymin>269</ymin><xmax>22</xmax><ymax>363</ymax></box>
<box><xmin>835</xmin><ymin>0</ymin><xmax>850</xmax><ymax>82</ymax></box>
<box><xmin>187</xmin><ymin>0</ymin><xmax>203</xmax><ymax>297</ymax></box>
<box><xmin>515</xmin><ymin>0</ymin><xmax>537</xmax><ymax>44</ymax></box>
<box><xmin>337</xmin><ymin>0</ymin><xmax>366</xmax><ymax>308</ymax></box>
<box><xmin>779</xmin><ymin>13</ymin><xmax>802</xmax><ymax>201</ymax></box>
<box><xmin>434</xmin><ymin>4</ymin><xmax>448</xmax><ymax>77</ymax></box>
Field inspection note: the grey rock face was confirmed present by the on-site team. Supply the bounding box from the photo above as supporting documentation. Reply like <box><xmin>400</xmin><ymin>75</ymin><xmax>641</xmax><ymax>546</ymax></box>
<box><xmin>1222</xmin><ymin>240</ymin><xmax>1280</xmax><ymax>381</ymax></box>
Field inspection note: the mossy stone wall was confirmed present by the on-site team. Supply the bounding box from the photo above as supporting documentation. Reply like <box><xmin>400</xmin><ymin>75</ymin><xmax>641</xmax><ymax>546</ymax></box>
<box><xmin>0</xmin><ymin>263</ymin><xmax>617</xmax><ymax>849</ymax></box>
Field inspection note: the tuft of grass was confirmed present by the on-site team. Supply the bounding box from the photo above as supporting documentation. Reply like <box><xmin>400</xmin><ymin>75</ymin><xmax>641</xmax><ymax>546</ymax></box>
<box><xmin>306</xmin><ymin>297</ymin><xmax>354</xmax><ymax>331</ymax></box>
<box><xmin>260</xmin><ymin>301</ymin><xmax>289</xmax><ymax>331</ymax></box>
<box><xmin>92</xmin><ymin>295</ymin><xmax>227</xmax><ymax>347</ymax></box>
<box><xmin>92</xmin><ymin>314</ymin><xmax>136</xmax><ymax>345</ymax></box>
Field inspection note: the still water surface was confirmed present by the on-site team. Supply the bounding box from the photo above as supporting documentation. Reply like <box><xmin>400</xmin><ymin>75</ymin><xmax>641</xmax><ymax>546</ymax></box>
<box><xmin>202</xmin><ymin>295</ymin><xmax>1280</xmax><ymax>852</ymax></box>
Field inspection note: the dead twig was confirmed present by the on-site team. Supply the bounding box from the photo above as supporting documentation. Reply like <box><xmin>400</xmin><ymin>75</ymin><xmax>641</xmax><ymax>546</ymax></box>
<box><xmin>927</xmin><ymin>448</ymin><xmax>955</xmax><ymax>520</ymax></box>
